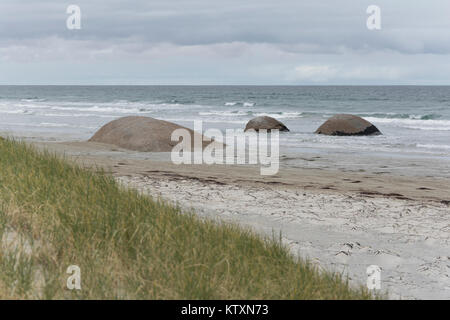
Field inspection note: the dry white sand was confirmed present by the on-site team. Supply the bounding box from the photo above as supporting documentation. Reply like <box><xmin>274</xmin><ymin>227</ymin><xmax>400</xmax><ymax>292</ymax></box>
<box><xmin>118</xmin><ymin>174</ymin><xmax>450</xmax><ymax>300</ymax></box>
<box><xmin>36</xmin><ymin>141</ymin><xmax>450</xmax><ymax>300</ymax></box>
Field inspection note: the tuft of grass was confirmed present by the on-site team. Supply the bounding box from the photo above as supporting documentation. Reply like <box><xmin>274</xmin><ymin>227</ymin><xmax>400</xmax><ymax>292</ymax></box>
<box><xmin>0</xmin><ymin>138</ymin><xmax>376</xmax><ymax>299</ymax></box>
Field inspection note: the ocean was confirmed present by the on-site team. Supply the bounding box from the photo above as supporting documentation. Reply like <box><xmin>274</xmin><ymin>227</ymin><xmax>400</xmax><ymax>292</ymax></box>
<box><xmin>1</xmin><ymin>85</ymin><xmax>449</xmax><ymax>176</ymax></box>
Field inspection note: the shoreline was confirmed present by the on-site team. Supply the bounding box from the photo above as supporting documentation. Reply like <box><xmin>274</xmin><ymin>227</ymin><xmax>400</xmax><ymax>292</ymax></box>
<box><xmin>34</xmin><ymin>141</ymin><xmax>450</xmax><ymax>204</ymax></box>
<box><xmin>34</xmin><ymin>140</ymin><xmax>450</xmax><ymax>299</ymax></box>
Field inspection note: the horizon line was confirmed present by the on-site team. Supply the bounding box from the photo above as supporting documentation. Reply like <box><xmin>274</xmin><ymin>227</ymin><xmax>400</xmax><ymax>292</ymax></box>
<box><xmin>2</xmin><ymin>84</ymin><xmax>450</xmax><ymax>87</ymax></box>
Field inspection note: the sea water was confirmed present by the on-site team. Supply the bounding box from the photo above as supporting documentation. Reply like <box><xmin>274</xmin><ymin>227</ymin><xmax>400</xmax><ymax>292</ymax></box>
<box><xmin>1</xmin><ymin>85</ymin><xmax>449</xmax><ymax>176</ymax></box>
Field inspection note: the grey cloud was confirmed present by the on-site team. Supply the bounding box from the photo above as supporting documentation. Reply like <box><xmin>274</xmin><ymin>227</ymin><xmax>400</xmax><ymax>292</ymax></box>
<box><xmin>1</xmin><ymin>0</ymin><xmax>450</xmax><ymax>84</ymax></box>
<box><xmin>1</xmin><ymin>1</ymin><xmax>450</xmax><ymax>53</ymax></box>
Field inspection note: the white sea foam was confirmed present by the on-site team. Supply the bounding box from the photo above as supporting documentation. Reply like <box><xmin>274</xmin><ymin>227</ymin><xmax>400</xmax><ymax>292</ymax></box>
<box><xmin>41</xmin><ymin>113</ymin><xmax>115</xmax><ymax>118</ymax></box>
<box><xmin>0</xmin><ymin>109</ymin><xmax>34</xmax><ymax>115</ymax></box>
<box><xmin>198</xmin><ymin>111</ymin><xmax>303</xmax><ymax>119</ymax></box>
<box><xmin>198</xmin><ymin>111</ymin><xmax>249</xmax><ymax>117</ymax></box>
<box><xmin>162</xmin><ymin>118</ymin><xmax>247</xmax><ymax>124</ymax></box>
<box><xmin>20</xmin><ymin>98</ymin><xmax>47</xmax><ymax>102</ymax></box>
<box><xmin>49</xmin><ymin>106</ymin><xmax>148</xmax><ymax>114</ymax></box>
<box><xmin>364</xmin><ymin>117</ymin><xmax>450</xmax><ymax>131</ymax></box>
<box><xmin>0</xmin><ymin>121</ymin><xmax>96</xmax><ymax>129</ymax></box>
<box><xmin>224</xmin><ymin>102</ymin><xmax>255</xmax><ymax>107</ymax></box>
<box><xmin>39</xmin><ymin>122</ymin><xmax>73</xmax><ymax>127</ymax></box>
<box><xmin>2</xmin><ymin>101</ymin><xmax>190</xmax><ymax>113</ymax></box>
<box><xmin>254</xmin><ymin>112</ymin><xmax>303</xmax><ymax>119</ymax></box>
<box><xmin>37</xmin><ymin>122</ymin><xmax>97</xmax><ymax>129</ymax></box>
<box><xmin>417</xmin><ymin>144</ymin><xmax>450</xmax><ymax>150</ymax></box>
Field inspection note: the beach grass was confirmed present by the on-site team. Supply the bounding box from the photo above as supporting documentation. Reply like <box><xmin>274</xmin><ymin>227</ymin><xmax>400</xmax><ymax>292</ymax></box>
<box><xmin>0</xmin><ymin>137</ymin><xmax>375</xmax><ymax>299</ymax></box>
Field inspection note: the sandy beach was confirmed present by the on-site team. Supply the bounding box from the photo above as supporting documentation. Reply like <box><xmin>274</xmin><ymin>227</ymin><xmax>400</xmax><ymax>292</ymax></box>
<box><xmin>33</xmin><ymin>140</ymin><xmax>450</xmax><ymax>300</ymax></box>
<box><xmin>3</xmin><ymin>0</ymin><xmax>450</xmax><ymax>305</ymax></box>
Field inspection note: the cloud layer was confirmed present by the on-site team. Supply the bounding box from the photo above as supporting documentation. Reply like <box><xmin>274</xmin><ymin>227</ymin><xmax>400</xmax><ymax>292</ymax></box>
<box><xmin>1</xmin><ymin>0</ymin><xmax>450</xmax><ymax>84</ymax></box>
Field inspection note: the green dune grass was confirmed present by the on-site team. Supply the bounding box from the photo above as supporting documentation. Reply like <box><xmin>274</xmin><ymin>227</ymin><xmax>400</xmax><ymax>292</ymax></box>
<box><xmin>0</xmin><ymin>137</ymin><xmax>375</xmax><ymax>299</ymax></box>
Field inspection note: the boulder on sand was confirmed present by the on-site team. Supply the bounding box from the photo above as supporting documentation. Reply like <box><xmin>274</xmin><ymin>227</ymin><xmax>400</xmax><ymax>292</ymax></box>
<box><xmin>315</xmin><ymin>114</ymin><xmax>381</xmax><ymax>136</ymax></box>
<box><xmin>89</xmin><ymin>116</ymin><xmax>218</xmax><ymax>152</ymax></box>
<box><xmin>244</xmin><ymin>116</ymin><xmax>289</xmax><ymax>132</ymax></box>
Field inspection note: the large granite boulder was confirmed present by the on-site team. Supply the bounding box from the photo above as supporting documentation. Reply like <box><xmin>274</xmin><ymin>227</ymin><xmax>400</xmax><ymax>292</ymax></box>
<box><xmin>244</xmin><ymin>116</ymin><xmax>289</xmax><ymax>132</ymax></box>
<box><xmin>89</xmin><ymin>116</ymin><xmax>217</xmax><ymax>152</ymax></box>
<box><xmin>315</xmin><ymin>114</ymin><xmax>381</xmax><ymax>136</ymax></box>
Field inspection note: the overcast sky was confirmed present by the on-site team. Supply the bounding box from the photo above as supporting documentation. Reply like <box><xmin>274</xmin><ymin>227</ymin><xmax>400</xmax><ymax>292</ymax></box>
<box><xmin>1</xmin><ymin>0</ymin><xmax>450</xmax><ymax>85</ymax></box>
